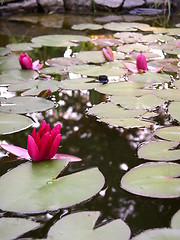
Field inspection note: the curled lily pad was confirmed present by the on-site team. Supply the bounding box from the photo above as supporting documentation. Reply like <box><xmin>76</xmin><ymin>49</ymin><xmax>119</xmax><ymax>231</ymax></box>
<box><xmin>171</xmin><ymin>209</ymin><xmax>180</xmax><ymax>229</ymax></box>
<box><xmin>168</xmin><ymin>102</ymin><xmax>180</xmax><ymax>122</ymax></box>
<box><xmin>0</xmin><ymin>112</ymin><xmax>33</xmax><ymax>135</ymax></box>
<box><xmin>47</xmin><ymin>211</ymin><xmax>131</xmax><ymax>240</ymax></box>
<box><xmin>0</xmin><ymin>218</ymin><xmax>40</xmax><ymax>240</ymax></box>
<box><xmin>72</xmin><ymin>23</ymin><xmax>103</xmax><ymax>30</ymax></box>
<box><xmin>154</xmin><ymin>126</ymin><xmax>180</xmax><ymax>142</ymax></box>
<box><xmin>0</xmin><ymin>161</ymin><xmax>104</xmax><ymax>212</ymax></box>
<box><xmin>131</xmin><ymin>228</ymin><xmax>180</xmax><ymax>240</ymax></box>
<box><xmin>0</xmin><ymin>96</ymin><xmax>54</xmax><ymax>114</ymax></box>
<box><xmin>138</xmin><ymin>141</ymin><xmax>180</xmax><ymax>161</ymax></box>
<box><xmin>58</xmin><ymin>78</ymin><xmax>99</xmax><ymax>90</ymax></box>
<box><xmin>121</xmin><ymin>162</ymin><xmax>180</xmax><ymax>198</ymax></box>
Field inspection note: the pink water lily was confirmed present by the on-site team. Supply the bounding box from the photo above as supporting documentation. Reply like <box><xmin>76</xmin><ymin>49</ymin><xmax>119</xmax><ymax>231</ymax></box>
<box><xmin>0</xmin><ymin>120</ymin><xmax>81</xmax><ymax>162</ymax></box>
<box><xmin>19</xmin><ymin>53</ymin><xmax>43</xmax><ymax>70</ymax></box>
<box><xmin>102</xmin><ymin>47</ymin><xmax>114</xmax><ymax>61</ymax></box>
<box><xmin>124</xmin><ymin>53</ymin><xmax>163</xmax><ymax>74</ymax></box>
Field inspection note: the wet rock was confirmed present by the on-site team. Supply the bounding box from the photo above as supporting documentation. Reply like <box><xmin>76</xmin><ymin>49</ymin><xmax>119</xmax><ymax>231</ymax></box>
<box><xmin>38</xmin><ymin>0</ymin><xmax>64</xmax><ymax>13</ymax></box>
<box><xmin>123</xmin><ymin>0</ymin><xmax>145</xmax><ymax>9</ymax></box>
<box><xmin>64</xmin><ymin>0</ymin><xmax>92</xmax><ymax>12</ymax></box>
<box><xmin>94</xmin><ymin>0</ymin><xmax>123</xmax><ymax>9</ymax></box>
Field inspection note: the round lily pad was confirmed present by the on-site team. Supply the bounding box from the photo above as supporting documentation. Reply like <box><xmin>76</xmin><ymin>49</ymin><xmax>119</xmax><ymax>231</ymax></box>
<box><xmin>47</xmin><ymin>211</ymin><xmax>131</xmax><ymax>240</ymax></box>
<box><xmin>72</xmin><ymin>23</ymin><xmax>103</xmax><ymax>30</ymax></box>
<box><xmin>0</xmin><ymin>161</ymin><xmax>104</xmax><ymax>212</ymax></box>
<box><xmin>129</xmin><ymin>72</ymin><xmax>171</xmax><ymax>84</ymax></box>
<box><xmin>0</xmin><ymin>218</ymin><xmax>40</xmax><ymax>240</ymax></box>
<box><xmin>171</xmin><ymin>209</ymin><xmax>180</xmax><ymax>229</ymax></box>
<box><xmin>154</xmin><ymin>89</ymin><xmax>180</xmax><ymax>102</ymax></box>
<box><xmin>31</xmin><ymin>35</ymin><xmax>91</xmax><ymax>47</ymax></box>
<box><xmin>154</xmin><ymin>126</ymin><xmax>180</xmax><ymax>142</ymax></box>
<box><xmin>41</xmin><ymin>66</ymin><xmax>67</xmax><ymax>75</ymax></box>
<box><xmin>0</xmin><ymin>112</ymin><xmax>33</xmax><ymax>135</ymax></box>
<box><xmin>121</xmin><ymin>162</ymin><xmax>180</xmax><ymax>198</ymax></box>
<box><xmin>168</xmin><ymin>102</ymin><xmax>180</xmax><ymax>122</ymax></box>
<box><xmin>131</xmin><ymin>228</ymin><xmax>180</xmax><ymax>240</ymax></box>
<box><xmin>117</xmin><ymin>43</ymin><xmax>149</xmax><ymax>53</ymax></box>
<box><xmin>0</xmin><ymin>96</ymin><xmax>54</xmax><ymax>114</ymax></box>
<box><xmin>76</xmin><ymin>51</ymin><xmax>106</xmax><ymax>64</ymax></box>
<box><xmin>58</xmin><ymin>78</ymin><xmax>99</xmax><ymax>90</ymax></box>
<box><xmin>138</xmin><ymin>141</ymin><xmax>180</xmax><ymax>161</ymax></box>
<box><xmin>114</xmin><ymin>32</ymin><xmax>143</xmax><ymax>43</ymax></box>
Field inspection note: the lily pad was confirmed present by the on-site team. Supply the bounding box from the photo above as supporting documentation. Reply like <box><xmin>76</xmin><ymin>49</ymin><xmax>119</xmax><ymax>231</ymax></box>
<box><xmin>154</xmin><ymin>28</ymin><xmax>180</xmax><ymax>36</ymax></box>
<box><xmin>0</xmin><ymin>47</ymin><xmax>11</xmax><ymax>56</ymax></box>
<box><xmin>76</xmin><ymin>51</ymin><xmax>106</xmax><ymax>64</ymax></box>
<box><xmin>138</xmin><ymin>141</ymin><xmax>180</xmax><ymax>161</ymax></box>
<box><xmin>114</xmin><ymin>32</ymin><xmax>143</xmax><ymax>43</ymax></box>
<box><xmin>31</xmin><ymin>35</ymin><xmax>91</xmax><ymax>47</ymax></box>
<box><xmin>0</xmin><ymin>218</ymin><xmax>40</xmax><ymax>240</ymax></box>
<box><xmin>41</xmin><ymin>67</ymin><xmax>67</xmax><ymax>75</ymax></box>
<box><xmin>131</xmin><ymin>228</ymin><xmax>180</xmax><ymax>240</ymax></box>
<box><xmin>6</xmin><ymin>42</ymin><xmax>41</xmax><ymax>51</ymax></box>
<box><xmin>117</xmin><ymin>43</ymin><xmax>149</xmax><ymax>53</ymax></box>
<box><xmin>46</xmin><ymin>57</ymin><xmax>84</xmax><ymax>67</ymax></box>
<box><xmin>0</xmin><ymin>96</ymin><xmax>54</xmax><ymax>114</ymax></box>
<box><xmin>0</xmin><ymin>112</ymin><xmax>33</xmax><ymax>135</ymax></box>
<box><xmin>121</xmin><ymin>162</ymin><xmax>180</xmax><ymax>198</ymax></box>
<box><xmin>58</xmin><ymin>78</ymin><xmax>99</xmax><ymax>90</ymax></box>
<box><xmin>154</xmin><ymin>89</ymin><xmax>180</xmax><ymax>102</ymax></box>
<box><xmin>139</xmin><ymin>34</ymin><xmax>174</xmax><ymax>43</ymax></box>
<box><xmin>171</xmin><ymin>209</ymin><xmax>180</xmax><ymax>229</ymax></box>
<box><xmin>154</xmin><ymin>126</ymin><xmax>180</xmax><ymax>142</ymax></box>
<box><xmin>168</xmin><ymin>102</ymin><xmax>180</xmax><ymax>122</ymax></box>
<box><xmin>129</xmin><ymin>72</ymin><xmax>171</xmax><ymax>84</ymax></box>
<box><xmin>0</xmin><ymin>56</ymin><xmax>20</xmax><ymax>71</ymax></box>
<box><xmin>103</xmin><ymin>22</ymin><xmax>149</xmax><ymax>32</ymax></box>
<box><xmin>0</xmin><ymin>161</ymin><xmax>104</xmax><ymax>212</ymax></box>
<box><xmin>47</xmin><ymin>211</ymin><xmax>131</xmax><ymax>240</ymax></box>
<box><xmin>72</xmin><ymin>23</ymin><xmax>103</xmax><ymax>30</ymax></box>
<box><xmin>91</xmin><ymin>38</ymin><xmax>122</xmax><ymax>47</ymax></box>
<box><xmin>111</xmin><ymin>95</ymin><xmax>165</xmax><ymax>110</ymax></box>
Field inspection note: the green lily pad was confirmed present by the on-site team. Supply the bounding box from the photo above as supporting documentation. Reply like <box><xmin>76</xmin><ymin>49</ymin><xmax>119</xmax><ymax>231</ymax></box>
<box><xmin>131</xmin><ymin>228</ymin><xmax>180</xmax><ymax>240</ymax></box>
<box><xmin>0</xmin><ymin>161</ymin><xmax>104</xmax><ymax>212</ymax></box>
<box><xmin>91</xmin><ymin>38</ymin><xmax>122</xmax><ymax>47</ymax></box>
<box><xmin>70</xmin><ymin>64</ymin><xmax>127</xmax><ymax>77</ymax></box>
<box><xmin>58</xmin><ymin>78</ymin><xmax>99</xmax><ymax>90</ymax></box>
<box><xmin>154</xmin><ymin>126</ymin><xmax>180</xmax><ymax>142</ymax></box>
<box><xmin>168</xmin><ymin>102</ymin><xmax>180</xmax><ymax>122</ymax></box>
<box><xmin>154</xmin><ymin>89</ymin><xmax>180</xmax><ymax>102</ymax></box>
<box><xmin>88</xmin><ymin>102</ymin><xmax>146</xmax><ymax>119</ymax></box>
<box><xmin>0</xmin><ymin>96</ymin><xmax>54</xmax><ymax>114</ymax></box>
<box><xmin>103</xmin><ymin>22</ymin><xmax>149</xmax><ymax>32</ymax></box>
<box><xmin>0</xmin><ymin>218</ymin><xmax>40</xmax><ymax>240</ymax></box>
<box><xmin>138</xmin><ymin>141</ymin><xmax>180</xmax><ymax>161</ymax></box>
<box><xmin>0</xmin><ymin>56</ymin><xmax>20</xmax><ymax>71</ymax></box>
<box><xmin>117</xmin><ymin>43</ymin><xmax>149</xmax><ymax>53</ymax></box>
<box><xmin>46</xmin><ymin>57</ymin><xmax>84</xmax><ymax>67</ymax></box>
<box><xmin>121</xmin><ymin>162</ymin><xmax>180</xmax><ymax>198</ymax></box>
<box><xmin>139</xmin><ymin>34</ymin><xmax>174</xmax><ymax>43</ymax></box>
<box><xmin>129</xmin><ymin>72</ymin><xmax>171</xmax><ymax>84</ymax></box>
<box><xmin>171</xmin><ymin>209</ymin><xmax>180</xmax><ymax>229</ymax></box>
<box><xmin>0</xmin><ymin>47</ymin><xmax>11</xmax><ymax>56</ymax></box>
<box><xmin>0</xmin><ymin>69</ymin><xmax>38</xmax><ymax>85</ymax></box>
<box><xmin>6</xmin><ymin>42</ymin><xmax>41</xmax><ymax>51</ymax></box>
<box><xmin>154</xmin><ymin>28</ymin><xmax>180</xmax><ymax>36</ymax></box>
<box><xmin>174</xmin><ymin>80</ymin><xmax>180</xmax><ymax>89</ymax></box>
<box><xmin>76</xmin><ymin>51</ymin><xmax>106</xmax><ymax>64</ymax></box>
<box><xmin>47</xmin><ymin>211</ymin><xmax>131</xmax><ymax>240</ymax></box>
<box><xmin>0</xmin><ymin>112</ymin><xmax>33</xmax><ymax>135</ymax></box>
<box><xmin>114</xmin><ymin>32</ymin><xmax>143</xmax><ymax>43</ymax></box>
<box><xmin>41</xmin><ymin>67</ymin><xmax>67</xmax><ymax>75</ymax></box>
<box><xmin>31</xmin><ymin>35</ymin><xmax>91</xmax><ymax>47</ymax></box>
<box><xmin>111</xmin><ymin>95</ymin><xmax>165</xmax><ymax>110</ymax></box>
<box><xmin>101</xmin><ymin>117</ymin><xmax>152</xmax><ymax>129</ymax></box>
<box><xmin>72</xmin><ymin>23</ymin><xmax>103</xmax><ymax>30</ymax></box>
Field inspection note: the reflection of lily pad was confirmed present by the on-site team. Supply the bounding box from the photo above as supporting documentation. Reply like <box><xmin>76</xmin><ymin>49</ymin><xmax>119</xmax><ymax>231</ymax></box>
<box><xmin>47</xmin><ymin>211</ymin><xmax>131</xmax><ymax>240</ymax></box>
<box><xmin>168</xmin><ymin>102</ymin><xmax>180</xmax><ymax>122</ymax></box>
<box><xmin>121</xmin><ymin>162</ymin><xmax>180</xmax><ymax>198</ymax></box>
<box><xmin>59</xmin><ymin>78</ymin><xmax>99</xmax><ymax>90</ymax></box>
<box><xmin>171</xmin><ymin>209</ymin><xmax>180</xmax><ymax>229</ymax></box>
<box><xmin>131</xmin><ymin>228</ymin><xmax>180</xmax><ymax>240</ymax></box>
<box><xmin>0</xmin><ymin>161</ymin><xmax>104</xmax><ymax>212</ymax></box>
<box><xmin>155</xmin><ymin>126</ymin><xmax>180</xmax><ymax>142</ymax></box>
<box><xmin>138</xmin><ymin>141</ymin><xmax>180</xmax><ymax>161</ymax></box>
<box><xmin>0</xmin><ymin>218</ymin><xmax>40</xmax><ymax>240</ymax></box>
<box><xmin>0</xmin><ymin>96</ymin><xmax>54</xmax><ymax>114</ymax></box>
<box><xmin>0</xmin><ymin>112</ymin><xmax>33</xmax><ymax>135</ymax></box>
<box><xmin>72</xmin><ymin>23</ymin><xmax>103</xmax><ymax>30</ymax></box>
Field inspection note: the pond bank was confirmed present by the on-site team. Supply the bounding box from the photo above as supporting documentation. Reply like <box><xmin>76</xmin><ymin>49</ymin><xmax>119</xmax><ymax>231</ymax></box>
<box><xmin>0</xmin><ymin>0</ymin><xmax>179</xmax><ymax>15</ymax></box>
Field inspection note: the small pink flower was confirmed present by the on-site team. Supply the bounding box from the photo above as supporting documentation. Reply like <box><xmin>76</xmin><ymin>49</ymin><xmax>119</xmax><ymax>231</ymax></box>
<box><xmin>136</xmin><ymin>53</ymin><xmax>147</xmax><ymax>72</ymax></box>
<box><xmin>176</xmin><ymin>41</ymin><xmax>180</xmax><ymax>48</ymax></box>
<box><xmin>19</xmin><ymin>53</ymin><xmax>43</xmax><ymax>70</ymax></box>
<box><xmin>102</xmin><ymin>47</ymin><xmax>114</xmax><ymax>61</ymax></box>
<box><xmin>27</xmin><ymin>120</ymin><xmax>61</xmax><ymax>161</ymax></box>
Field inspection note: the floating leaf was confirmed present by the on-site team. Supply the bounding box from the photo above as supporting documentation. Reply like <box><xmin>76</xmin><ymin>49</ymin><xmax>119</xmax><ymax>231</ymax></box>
<box><xmin>138</xmin><ymin>141</ymin><xmax>180</xmax><ymax>161</ymax></box>
<box><xmin>117</xmin><ymin>43</ymin><xmax>149</xmax><ymax>53</ymax></box>
<box><xmin>0</xmin><ymin>96</ymin><xmax>54</xmax><ymax>114</ymax></box>
<box><xmin>131</xmin><ymin>228</ymin><xmax>180</xmax><ymax>240</ymax></box>
<box><xmin>129</xmin><ymin>72</ymin><xmax>171</xmax><ymax>84</ymax></box>
<box><xmin>58</xmin><ymin>78</ymin><xmax>99</xmax><ymax>90</ymax></box>
<box><xmin>0</xmin><ymin>47</ymin><xmax>11</xmax><ymax>56</ymax></box>
<box><xmin>0</xmin><ymin>218</ymin><xmax>40</xmax><ymax>240</ymax></box>
<box><xmin>41</xmin><ymin>67</ymin><xmax>67</xmax><ymax>75</ymax></box>
<box><xmin>92</xmin><ymin>38</ymin><xmax>122</xmax><ymax>47</ymax></box>
<box><xmin>121</xmin><ymin>162</ymin><xmax>180</xmax><ymax>198</ymax></box>
<box><xmin>46</xmin><ymin>57</ymin><xmax>84</xmax><ymax>67</ymax></box>
<box><xmin>72</xmin><ymin>23</ymin><xmax>103</xmax><ymax>30</ymax></box>
<box><xmin>0</xmin><ymin>112</ymin><xmax>33</xmax><ymax>135</ymax></box>
<box><xmin>6</xmin><ymin>42</ymin><xmax>41</xmax><ymax>52</ymax></box>
<box><xmin>154</xmin><ymin>126</ymin><xmax>180</xmax><ymax>142</ymax></box>
<box><xmin>154</xmin><ymin>89</ymin><xmax>180</xmax><ymax>102</ymax></box>
<box><xmin>171</xmin><ymin>209</ymin><xmax>180</xmax><ymax>229</ymax></box>
<box><xmin>0</xmin><ymin>161</ymin><xmax>104</xmax><ymax>212</ymax></box>
<box><xmin>103</xmin><ymin>22</ymin><xmax>149</xmax><ymax>32</ymax></box>
<box><xmin>111</xmin><ymin>95</ymin><xmax>165</xmax><ymax>110</ymax></box>
<box><xmin>76</xmin><ymin>51</ymin><xmax>106</xmax><ymax>64</ymax></box>
<box><xmin>168</xmin><ymin>102</ymin><xmax>180</xmax><ymax>122</ymax></box>
<box><xmin>139</xmin><ymin>34</ymin><xmax>174</xmax><ymax>43</ymax></box>
<box><xmin>114</xmin><ymin>32</ymin><xmax>143</xmax><ymax>43</ymax></box>
<box><xmin>47</xmin><ymin>211</ymin><xmax>131</xmax><ymax>240</ymax></box>
<box><xmin>31</xmin><ymin>35</ymin><xmax>91</xmax><ymax>47</ymax></box>
<box><xmin>154</xmin><ymin>28</ymin><xmax>180</xmax><ymax>36</ymax></box>
<box><xmin>0</xmin><ymin>56</ymin><xmax>20</xmax><ymax>71</ymax></box>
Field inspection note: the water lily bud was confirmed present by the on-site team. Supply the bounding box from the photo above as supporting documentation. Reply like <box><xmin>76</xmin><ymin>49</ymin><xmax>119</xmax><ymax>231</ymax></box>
<box><xmin>102</xmin><ymin>47</ymin><xmax>114</xmax><ymax>61</ymax></box>
<box><xmin>136</xmin><ymin>53</ymin><xmax>147</xmax><ymax>72</ymax></box>
<box><xmin>19</xmin><ymin>53</ymin><xmax>33</xmax><ymax>70</ymax></box>
<box><xmin>38</xmin><ymin>88</ymin><xmax>52</xmax><ymax>98</ymax></box>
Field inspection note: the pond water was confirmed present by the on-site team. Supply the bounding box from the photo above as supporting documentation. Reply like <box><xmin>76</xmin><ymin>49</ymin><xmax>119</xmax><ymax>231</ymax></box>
<box><xmin>0</xmin><ymin>12</ymin><xmax>180</xmax><ymax>239</ymax></box>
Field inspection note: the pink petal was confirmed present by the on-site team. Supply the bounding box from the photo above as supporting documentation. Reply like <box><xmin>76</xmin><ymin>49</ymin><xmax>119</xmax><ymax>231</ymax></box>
<box><xmin>123</xmin><ymin>62</ymin><xmax>138</xmax><ymax>73</ymax></box>
<box><xmin>39</xmin><ymin>120</ymin><xmax>47</xmax><ymax>137</ymax></box>
<box><xmin>32</xmin><ymin>60</ymin><xmax>39</xmax><ymax>69</ymax></box>
<box><xmin>19</xmin><ymin>53</ymin><xmax>33</xmax><ymax>70</ymax></box>
<box><xmin>39</xmin><ymin>133</ymin><xmax>52</xmax><ymax>160</ymax></box>
<box><xmin>0</xmin><ymin>143</ymin><xmax>30</xmax><ymax>159</ymax></box>
<box><xmin>176</xmin><ymin>41</ymin><xmax>180</xmax><ymax>48</ymax></box>
<box><xmin>149</xmin><ymin>66</ymin><xmax>164</xmax><ymax>73</ymax></box>
<box><xmin>102</xmin><ymin>48</ymin><xmax>113</xmax><ymax>61</ymax></box>
<box><xmin>48</xmin><ymin>134</ymin><xmax>61</xmax><ymax>159</ymax></box>
<box><xmin>53</xmin><ymin>153</ymin><xmax>82</xmax><ymax>162</ymax></box>
<box><xmin>32</xmin><ymin>128</ymin><xmax>36</xmax><ymax>139</ymax></box>
<box><xmin>27</xmin><ymin>135</ymin><xmax>40</xmax><ymax>161</ymax></box>
<box><xmin>33</xmin><ymin>63</ymin><xmax>44</xmax><ymax>71</ymax></box>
